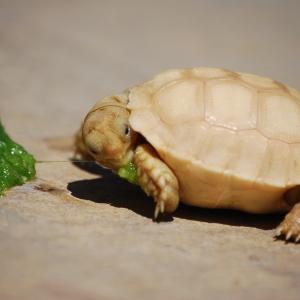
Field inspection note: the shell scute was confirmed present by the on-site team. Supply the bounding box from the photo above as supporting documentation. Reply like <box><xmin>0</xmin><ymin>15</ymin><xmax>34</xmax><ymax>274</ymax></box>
<box><xmin>127</xmin><ymin>86</ymin><xmax>153</xmax><ymax>110</ymax></box>
<box><xmin>130</xmin><ymin>108</ymin><xmax>159</xmax><ymax>133</ymax></box>
<box><xmin>257</xmin><ymin>92</ymin><xmax>300</xmax><ymax>143</ymax></box>
<box><xmin>154</xmin><ymin>78</ymin><xmax>204</xmax><ymax>125</ymax></box>
<box><xmin>149</xmin><ymin>69</ymin><xmax>188</xmax><ymax>92</ymax></box>
<box><xmin>204</xmin><ymin>79</ymin><xmax>258</xmax><ymax>130</ymax></box>
<box><xmin>288</xmin><ymin>144</ymin><xmax>300</xmax><ymax>186</ymax></box>
<box><xmin>255</xmin><ymin>139</ymin><xmax>290</xmax><ymax>190</ymax></box>
<box><xmin>169</xmin><ymin>121</ymin><xmax>209</xmax><ymax>159</ymax></box>
<box><xmin>236</xmin><ymin>72</ymin><xmax>284</xmax><ymax>91</ymax></box>
<box><xmin>190</xmin><ymin>67</ymin><xmax>235</xmax><ymax>80</ymax></box>
<box><xmin>226</xmin><ymin>130</ymin><xmax>268</xmax><ymax>190</ymax></box>
<box><xmin>197</xmin><ymin>126</ymin><xmax>237</xmax><ymax>182</ymax></box>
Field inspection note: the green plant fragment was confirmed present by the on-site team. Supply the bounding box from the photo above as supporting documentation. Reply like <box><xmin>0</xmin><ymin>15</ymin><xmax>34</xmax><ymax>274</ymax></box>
<box><xmin>118</xmin><ymin>162</ymin><xmax>139</xmax><ymax>185</ymax></box>
<box><xmin>0</xmin><ymin>121</ymin><xmax>36</xmax><ymax>195</ymax></box>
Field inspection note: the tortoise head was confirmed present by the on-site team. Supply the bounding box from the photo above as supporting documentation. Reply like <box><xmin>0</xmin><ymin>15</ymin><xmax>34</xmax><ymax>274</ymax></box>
<box><xmin>82</xmin><ymin>94</ymin><xmax>139</xmax><ymax>171</ymax></box>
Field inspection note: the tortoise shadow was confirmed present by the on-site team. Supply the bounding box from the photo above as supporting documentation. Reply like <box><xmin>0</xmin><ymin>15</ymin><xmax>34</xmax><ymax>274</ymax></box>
<box><xmin>69</xmin><ymin>161</ymin><xmax>156</xmax><ymax>219</ymax></box>
<box><xmin>68</xmin><ymin>162</ymin><xmax>285</xmax><ymax>230</ymax></box>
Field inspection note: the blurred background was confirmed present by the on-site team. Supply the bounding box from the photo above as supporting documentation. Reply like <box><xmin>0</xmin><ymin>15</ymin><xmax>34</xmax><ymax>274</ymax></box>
<box><xmin>1</xmin><ymin>0</ymin><xmax>299</xmax><ymax>143</ymax></box>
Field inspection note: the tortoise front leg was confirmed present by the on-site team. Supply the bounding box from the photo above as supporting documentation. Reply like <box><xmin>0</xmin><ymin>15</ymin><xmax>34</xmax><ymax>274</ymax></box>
<box><xmin>133</xmin><ymin>144</ymin><xmax>180</xmax><ymax>218</ymax></box>
<box><xmin>275</xmin><ymin>203</ymin><xmax>300</xmax><ymax>242</ymax></box>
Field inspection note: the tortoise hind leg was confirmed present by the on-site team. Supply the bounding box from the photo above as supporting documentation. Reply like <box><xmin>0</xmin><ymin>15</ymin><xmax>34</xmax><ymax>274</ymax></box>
<box><xmin>275</xmin><ymin>203</ymin><xmax>300</xmax><ymax>242</ymax></box>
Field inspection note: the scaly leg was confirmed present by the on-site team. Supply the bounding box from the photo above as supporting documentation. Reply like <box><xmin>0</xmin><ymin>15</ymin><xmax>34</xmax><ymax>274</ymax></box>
<box><xmin>275</xmin><ymin>203</ymin><xmax>300</xmax><ymax>242</ymax></box>
<box><xmin>133</xmin><ymin>144</ymin><xmax>180</xmax><ymax>218</ymax></box>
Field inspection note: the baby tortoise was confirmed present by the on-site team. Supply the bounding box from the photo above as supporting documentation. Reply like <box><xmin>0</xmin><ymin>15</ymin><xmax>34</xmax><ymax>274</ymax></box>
<box><xmin>79</xmin><ymin>67</ymin><xmax>300</xmax><ymax>242</ymax></box>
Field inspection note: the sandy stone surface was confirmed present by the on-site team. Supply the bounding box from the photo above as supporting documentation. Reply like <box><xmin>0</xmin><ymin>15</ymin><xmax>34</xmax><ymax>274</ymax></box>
<box><xmin>1</xmin><ymin>1</ymin><xmax>300</xmax><ymax>299</ymax></box>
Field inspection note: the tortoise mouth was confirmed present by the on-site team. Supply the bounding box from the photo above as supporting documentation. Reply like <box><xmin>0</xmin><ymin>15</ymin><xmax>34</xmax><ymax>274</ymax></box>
<box><xmin>95</xmin><ymin>144</ymin><xmax>135</xmax><ymax>171</ymax></box>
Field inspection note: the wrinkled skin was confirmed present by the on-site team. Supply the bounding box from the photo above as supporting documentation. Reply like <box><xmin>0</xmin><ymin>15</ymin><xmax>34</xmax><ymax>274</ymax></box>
<box><xmin>83</xmin><ymin>105</ymin><xmax>136</xmax><ymax>170</ymax></box>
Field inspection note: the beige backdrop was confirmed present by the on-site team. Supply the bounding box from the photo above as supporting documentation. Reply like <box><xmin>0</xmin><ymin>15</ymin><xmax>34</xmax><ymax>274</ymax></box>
<box><xmin>1</xmin><ymin>1</ymin><xmax>300</xmax><ymax>299</ymax></box>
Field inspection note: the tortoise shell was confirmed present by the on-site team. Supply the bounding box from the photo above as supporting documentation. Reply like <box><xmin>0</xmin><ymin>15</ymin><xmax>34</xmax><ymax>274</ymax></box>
<box><xmin>126</xmin><ymin>68</ymin><xmax>300</xmax><ymax>213</ymax></box>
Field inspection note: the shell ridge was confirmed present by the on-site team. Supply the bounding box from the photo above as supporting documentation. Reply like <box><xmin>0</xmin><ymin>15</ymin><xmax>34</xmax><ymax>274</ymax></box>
<box><xmin>212</xmin><ymin>190</ymin><xmax>226</xmax><ymax>208</ymax></box>
<box><xmin>255</xmin><ymin>139</ymin><xmax>271</xmax><ymax>189</ymax></box>
<box><xmin>195</xmin><ymin>124</ymin><xmax>212</xmax><ymax>163</ymax></box>
<box><xmin>222</xmin><ymin>129</ymin><xmax>239</xmax><ymax>191</ymax></box>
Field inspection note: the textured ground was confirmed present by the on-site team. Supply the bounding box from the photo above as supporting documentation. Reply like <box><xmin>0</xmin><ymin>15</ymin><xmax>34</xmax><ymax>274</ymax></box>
<box><xmin>1</xmin><ymin>1</ymin><xmax>300</xmax><ymax>299</ymax></box>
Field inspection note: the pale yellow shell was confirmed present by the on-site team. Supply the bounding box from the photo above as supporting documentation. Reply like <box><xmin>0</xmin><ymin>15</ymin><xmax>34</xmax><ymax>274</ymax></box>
<box><xmin>127</xmin><ymin>68</ymin><xmax>300</xmax><ymax>213</ymax></box>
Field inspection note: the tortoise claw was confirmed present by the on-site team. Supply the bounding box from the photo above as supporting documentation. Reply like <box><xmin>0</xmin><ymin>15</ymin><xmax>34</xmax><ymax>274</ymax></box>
<box><xmin>285</xmin><ymin>230</ymin><xmax>293</xmax><ymax>241</ymax></box>
<box><xmin>154</xmin><ymin>200</ymin><xmax>165</xmax><ymax>219</ymax></box>
<box><xmin>274</xmin><ymin>226</ymin><xmax>283</xmax><ymax>237</ymax></box>
<box><xmin>275</xmin><ymin>203</ymin><xmax>300</xmax><ymax>242</ymax></box>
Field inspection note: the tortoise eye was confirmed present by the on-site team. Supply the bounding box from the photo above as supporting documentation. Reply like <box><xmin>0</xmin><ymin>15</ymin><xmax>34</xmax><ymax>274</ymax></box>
<box><xmin>125</xmin><ymin>126</ymin><xmax>130</xmax><ymax>138</ymax></box>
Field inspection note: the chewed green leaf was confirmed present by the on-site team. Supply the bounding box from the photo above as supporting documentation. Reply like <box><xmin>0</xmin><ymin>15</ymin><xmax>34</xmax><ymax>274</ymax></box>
<box><xmin>118</xmin><ymin>162</ymin><xmax>139</xmax><ymax>185</ymax></box>
<box><xmin>0</xmin><ymin>121</ymin><xmax>36</xmax><ymax>195</ymax></box>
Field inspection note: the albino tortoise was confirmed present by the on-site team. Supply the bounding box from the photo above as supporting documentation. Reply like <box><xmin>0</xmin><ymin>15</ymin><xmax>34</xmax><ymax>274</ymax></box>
<box><xmin>80</xmin><ymin>67</ymin><xmax>300</xmax><ymax>242</ymax></box>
